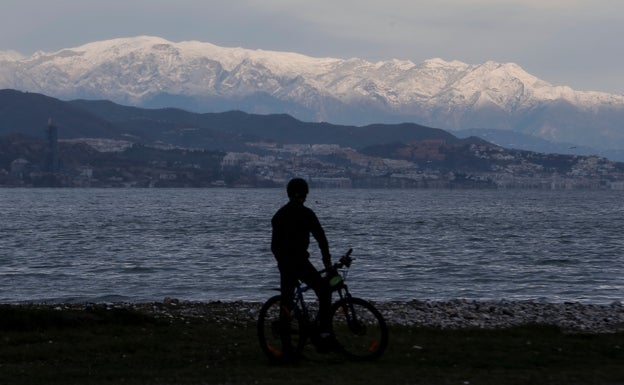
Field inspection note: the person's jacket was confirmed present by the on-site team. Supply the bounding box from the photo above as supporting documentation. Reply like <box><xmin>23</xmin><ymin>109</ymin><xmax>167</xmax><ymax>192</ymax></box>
<box><xmin>271</xmin><ymin>200</ymin><xmax>330</xmax><ymax>266</ymax></box>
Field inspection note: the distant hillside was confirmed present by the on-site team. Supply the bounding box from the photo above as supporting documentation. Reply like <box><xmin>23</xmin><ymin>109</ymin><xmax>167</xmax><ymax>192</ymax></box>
<box><xmin>455</xmin><ymin>128</ymin><xmax>624</xmax><ymax>162</ymax></box>
<box><xmin>3</xmin><ymin>90</ymin><xmax>624</xmax><ymax>189</ymax></box>
<box><xmin>1</xmin><ymin>89</ymin><xmax>480</xmax><ymax>151</ymax></box>
<box><xmin>0</xmin><ymin>90</ymin><xmax>122</xmax><ymax>139</ymax></box>
<box><xmin>70</xmin><ymin>97</ymin><xmax>471</xmax><ymax>150</ymax></box>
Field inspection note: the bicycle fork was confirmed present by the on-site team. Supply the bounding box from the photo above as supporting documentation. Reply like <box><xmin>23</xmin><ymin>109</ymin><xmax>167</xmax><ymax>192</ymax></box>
<box><xmin>337</xmin><ymin>292</ymin><xmax>367</xmax><ymax>336</ymax></box>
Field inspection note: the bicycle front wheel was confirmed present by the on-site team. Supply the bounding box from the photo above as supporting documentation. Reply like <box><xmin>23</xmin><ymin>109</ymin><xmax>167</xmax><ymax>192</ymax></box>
<box><xmin>330</xmin><ymin>297</ymin><xmax>388</xmax><ymax>360</ymax></box>
<box><xmin>257</xmin><ymin>295</ymin><xmax>306</xmax><ymax>362</ymax></box>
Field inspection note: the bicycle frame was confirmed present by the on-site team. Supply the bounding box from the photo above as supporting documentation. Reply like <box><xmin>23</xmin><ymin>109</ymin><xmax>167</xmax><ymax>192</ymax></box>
<box><xmin>289</xmin><ymin>282</ymin><xmax>313</xmax><ymax>326</ymax></box>
<box><xmin>329</xmin><ymin>270</ymin><xmax>362</xmax><ymax>330</ymax></box>
<box><xmin>285</xmin><ymin>262</ymin><xmax>355</xmax><ymax>331</ymax></box>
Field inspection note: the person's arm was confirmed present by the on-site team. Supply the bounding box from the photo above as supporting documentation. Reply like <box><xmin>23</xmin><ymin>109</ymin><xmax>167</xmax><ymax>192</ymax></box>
<box><xmin>309</xmin><ymin>210</ymin><xmax>331</xmax><ymax>268</ymax></box>
<box><xmin>270</xmin><ymin>214</ymin><xmax>282</xmax><ymax>259</ymax></box>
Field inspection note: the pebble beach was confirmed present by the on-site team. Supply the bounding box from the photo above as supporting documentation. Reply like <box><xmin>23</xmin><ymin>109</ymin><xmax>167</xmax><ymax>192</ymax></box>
<box><xmin>23</xmin><ymin>298</ymin><xmax>624</xmax><ymax>334</ymax></box>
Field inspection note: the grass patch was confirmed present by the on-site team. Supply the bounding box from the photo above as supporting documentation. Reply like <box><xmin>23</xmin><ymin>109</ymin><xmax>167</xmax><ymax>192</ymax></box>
<box><xmin>1</xmin><ymin>305</ymin><xmax>623</xmax><ymax>384</ymax></box>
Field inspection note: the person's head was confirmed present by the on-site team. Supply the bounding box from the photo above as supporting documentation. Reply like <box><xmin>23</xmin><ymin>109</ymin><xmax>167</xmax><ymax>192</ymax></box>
<box><xmin>287</xmin><ymin>178</ymin><xmax>309</xmax><ymax>202</ymax></box>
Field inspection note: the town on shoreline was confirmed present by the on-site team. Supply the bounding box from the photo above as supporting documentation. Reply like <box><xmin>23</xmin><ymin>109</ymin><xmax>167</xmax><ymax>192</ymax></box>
<box><xmin>3</xmin><ymin>134</ymin><xmax>624</xmax><ymax>190</ymax></box>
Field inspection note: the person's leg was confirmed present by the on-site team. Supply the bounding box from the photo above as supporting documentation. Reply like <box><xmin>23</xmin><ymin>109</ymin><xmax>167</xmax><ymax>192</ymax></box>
<box><xmin>297</xmin><ymin>260</ymin><xmax>331</xmax><ymax>334</ymax></box>
<box><xmin>278</xmin><ymin>262</ymin><xmax>298</xmax><ymax>358</ymax></box>
<box><xmin>279</xmin><ymin>262</ymin><xmax>297</xmax><ymax>311</ymax></box>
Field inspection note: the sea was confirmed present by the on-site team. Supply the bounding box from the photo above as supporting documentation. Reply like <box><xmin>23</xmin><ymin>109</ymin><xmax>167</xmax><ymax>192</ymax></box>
<box><xmin>1</xmin><ymin>188</ymin><xmax>622</xmax><ymax>305</ymax></box>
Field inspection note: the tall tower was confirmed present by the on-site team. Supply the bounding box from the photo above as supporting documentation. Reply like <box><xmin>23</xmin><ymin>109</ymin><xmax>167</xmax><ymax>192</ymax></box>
<box><xmin>46</xmin><ymin>118</ymin><xmax>59</xmax><ymax>173</ymax></box>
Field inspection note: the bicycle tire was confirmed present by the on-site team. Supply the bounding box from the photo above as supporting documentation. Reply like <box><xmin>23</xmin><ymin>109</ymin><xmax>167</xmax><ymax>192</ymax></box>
<box><xmin>257</xmin><ymin>295</ymin><xmax>306</xmax><ymax>362</ymax></box>
<box><xmin>330</xmin><ymin>297</ymin><xmax>388</xmax><ymax>360</ymax></box>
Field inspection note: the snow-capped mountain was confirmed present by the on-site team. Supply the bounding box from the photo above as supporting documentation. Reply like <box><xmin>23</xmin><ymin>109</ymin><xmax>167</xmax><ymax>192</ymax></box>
<box><xmin>2</xmin><ymin>36</ymin><xmax>624</xmax><ymax>151</ymax></box>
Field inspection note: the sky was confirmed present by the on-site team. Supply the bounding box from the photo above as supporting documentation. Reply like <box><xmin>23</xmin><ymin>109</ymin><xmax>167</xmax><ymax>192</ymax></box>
<box><xmin>1</xmin><ymin>0</ymin><xmax>623</xmax><ymax>94</ymax></box>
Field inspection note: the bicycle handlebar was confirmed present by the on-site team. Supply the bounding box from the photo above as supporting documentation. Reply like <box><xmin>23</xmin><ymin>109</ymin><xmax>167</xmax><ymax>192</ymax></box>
<box><xmin>321</xmin><ymin>248</ymin><xmax>354</xmax><ymax>274</ymax></box>
<box><xmin>336</xmin><ymin>248</ymin><xmax>353</xmax><ymax>269</ymax></box>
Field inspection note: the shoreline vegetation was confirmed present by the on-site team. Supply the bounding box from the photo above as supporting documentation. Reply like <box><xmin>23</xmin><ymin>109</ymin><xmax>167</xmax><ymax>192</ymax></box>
<box><xmin>2</xmin><ymin>300</ymin><xmax>624</xmax><ymax>385</ymax></box>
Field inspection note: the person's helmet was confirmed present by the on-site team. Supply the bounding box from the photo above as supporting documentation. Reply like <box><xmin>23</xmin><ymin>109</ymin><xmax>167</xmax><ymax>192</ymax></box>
<box><xmin>287</xmin><ymin>178</ymin><xmax>309</xmax><ymax>199</ymax></box>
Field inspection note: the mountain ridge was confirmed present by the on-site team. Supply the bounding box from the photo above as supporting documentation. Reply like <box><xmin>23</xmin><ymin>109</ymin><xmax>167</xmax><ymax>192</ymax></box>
<box><xmin>2</xmin><ymin>36</ymin><xmax>624</xmax><ymax>151</ymax></box>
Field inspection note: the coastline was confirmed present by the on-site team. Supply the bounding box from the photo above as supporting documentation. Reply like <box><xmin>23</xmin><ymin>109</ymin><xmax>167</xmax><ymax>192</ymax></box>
<box><xmin>11</xmin><ymin>298</ymin><xmax>624</xmax><ymax>334</ymax></box>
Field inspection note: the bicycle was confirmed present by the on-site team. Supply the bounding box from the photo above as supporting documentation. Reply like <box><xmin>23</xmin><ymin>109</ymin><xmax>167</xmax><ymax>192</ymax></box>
<box><xmin>257</xmin><ymin>249</ymin><xmax>388</xmax><ymax>362</ymax></box>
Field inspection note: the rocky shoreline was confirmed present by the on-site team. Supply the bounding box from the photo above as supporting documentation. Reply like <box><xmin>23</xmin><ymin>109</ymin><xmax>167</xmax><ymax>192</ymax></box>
<box><xmin>19</xmin><ymin>298</ymin><xmax>624</xmax><ymax>334</ymax></box>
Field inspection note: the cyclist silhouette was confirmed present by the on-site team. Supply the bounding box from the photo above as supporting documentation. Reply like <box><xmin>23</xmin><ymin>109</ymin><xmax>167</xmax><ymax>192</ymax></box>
<box><xmin>271</xmin><ymin>178</ymin><xmax>334</xmax><ymax>356</ymax></box>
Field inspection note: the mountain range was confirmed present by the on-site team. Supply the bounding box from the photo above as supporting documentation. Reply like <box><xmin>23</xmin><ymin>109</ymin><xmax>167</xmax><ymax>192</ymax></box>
<box><xmin>2</xmin><ymin>36</ymin><xmax>624</xmax><ymax>155</ymax></box>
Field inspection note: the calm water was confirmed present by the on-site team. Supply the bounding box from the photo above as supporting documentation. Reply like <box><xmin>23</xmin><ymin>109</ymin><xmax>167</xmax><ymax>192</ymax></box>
<box><xmin>1</xmin><ymin>188</ymin><xmax>623</xmax><ymax>304</ymax></box>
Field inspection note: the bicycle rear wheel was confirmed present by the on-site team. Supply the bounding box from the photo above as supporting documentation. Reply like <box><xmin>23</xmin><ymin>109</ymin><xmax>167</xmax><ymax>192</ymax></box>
<box><xmin>330</xmin><ymin>297</ymin><xmax>388</xmax><ymax>360</ymax></box>
<box><xmin>257</xmin><ymin>295</ymin><xmax>306</xmax><ymax>362</ymax></box>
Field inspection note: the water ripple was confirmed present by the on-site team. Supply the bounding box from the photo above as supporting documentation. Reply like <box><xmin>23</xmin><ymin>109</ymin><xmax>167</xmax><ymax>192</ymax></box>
<box><xmin>0</xmin><ymin>188</ymin><xmax>623</xmax><ymax>304</ymax></box>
